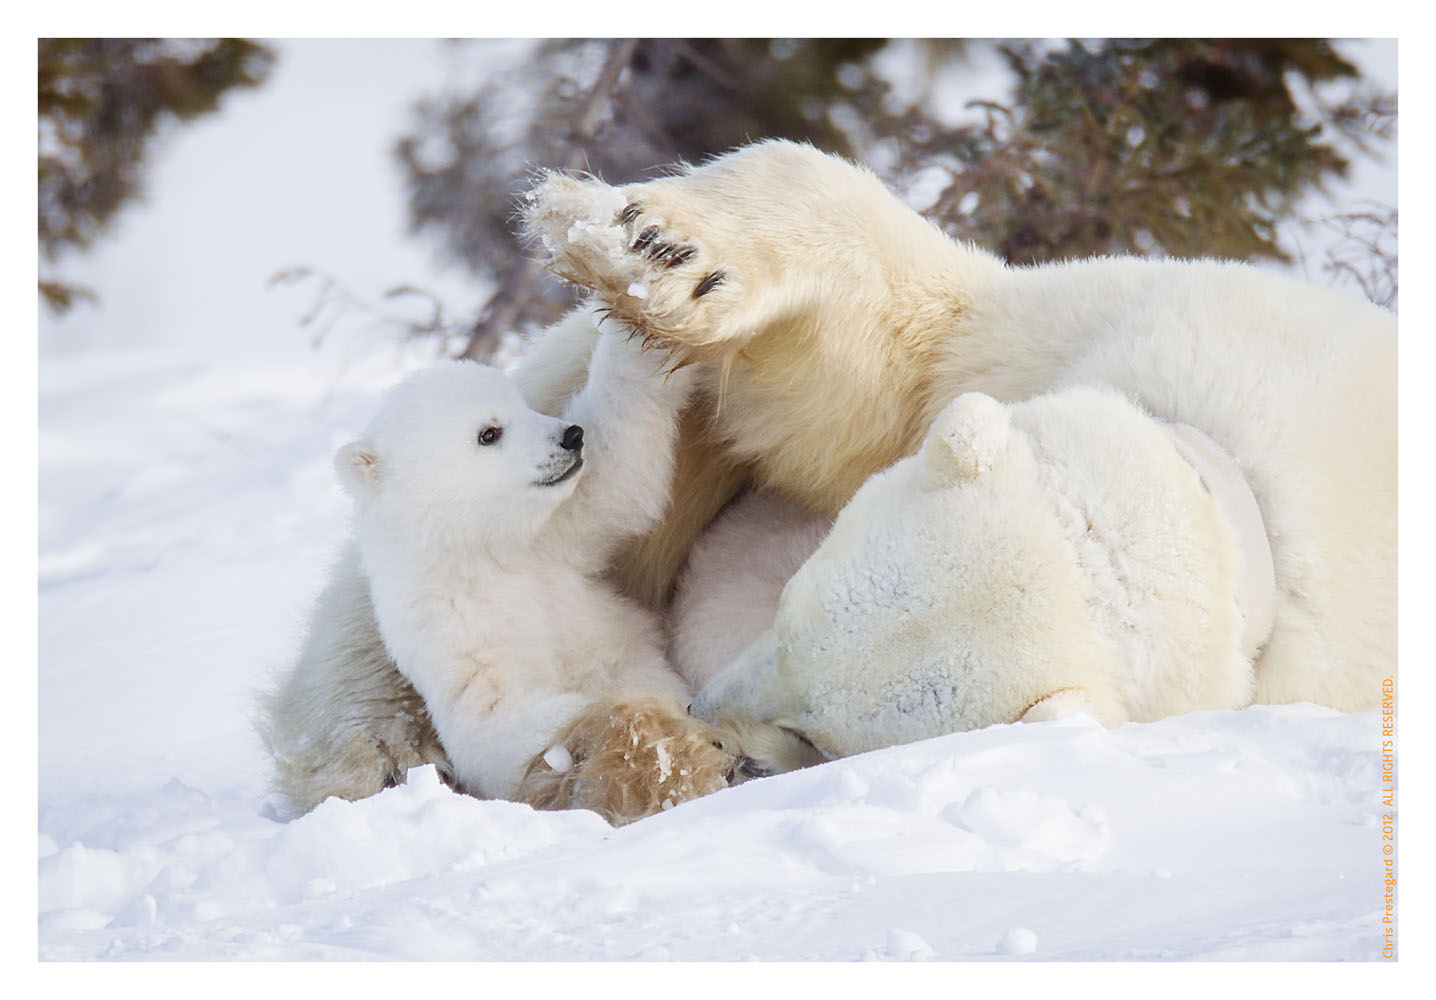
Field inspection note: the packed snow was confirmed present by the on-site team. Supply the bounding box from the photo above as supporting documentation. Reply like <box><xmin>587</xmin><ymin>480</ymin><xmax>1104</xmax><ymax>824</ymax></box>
<box><xmin>35</xmin><ymin>39</ymin><xmax>1407</xmax><ymax>966</ymax></box>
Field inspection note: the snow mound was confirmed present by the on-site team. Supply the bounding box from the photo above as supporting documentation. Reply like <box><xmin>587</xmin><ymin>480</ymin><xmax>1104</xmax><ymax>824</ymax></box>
<box><xmin>39</xmin><ymin>681</ymin><xmax>1388</xmax><ymax>959</ymax></box>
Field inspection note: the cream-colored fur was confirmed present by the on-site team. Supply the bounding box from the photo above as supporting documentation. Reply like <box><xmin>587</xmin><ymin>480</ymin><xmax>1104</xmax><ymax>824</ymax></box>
<box><xmin>516</xmin><ymin>695</ymin><xmax>735</xmax><ymax>825</ymax></box>
<box><xmin>511</xmin><ymin>306</ymin><xmax>754</xmax><ymax>610</ymax></box>
<box><xmin>264</xmin><ymin>139</ymin><xmax>1394</xmax><ymax>808</ymax></box>
<box><xmin>525</xmin><ymin>139</ymin><xmax>1394</xmax><ymax>766</ymax></box>
<box><xmin>690</xmin><ymin>389</ymin><xmax>1260</xmax><ymax>761</ymax></box>
<box><xmin>669</xmin><ymin>491</ymin><xmax>831</xmax><ymax>692</ymax></box>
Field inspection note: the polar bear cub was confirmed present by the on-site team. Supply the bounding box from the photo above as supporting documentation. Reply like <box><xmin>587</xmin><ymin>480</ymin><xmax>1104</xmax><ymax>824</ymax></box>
<box><xmin>333</xmin><ymin>327</ymin><xmax>735</xmax><ymax>822</ymax></box>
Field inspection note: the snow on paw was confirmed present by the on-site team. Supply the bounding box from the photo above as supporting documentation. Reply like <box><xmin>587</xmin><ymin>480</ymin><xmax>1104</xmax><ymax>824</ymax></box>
<box><xmin>522</xmin><ymin>172</ymin><xmax>645</xmax><ymax>296</ymax></box>
<box><xmin>523</xmin><ymin>174</ymin><xmax>732</xmax><ymax>362</ymax></box>
<box><xmin>605</xmin><ymin>201</ymin><xmax>734</xmax><ymax>360</ymax></box>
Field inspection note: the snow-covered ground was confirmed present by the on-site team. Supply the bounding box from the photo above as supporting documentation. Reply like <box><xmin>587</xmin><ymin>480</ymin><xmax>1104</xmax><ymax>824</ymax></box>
<box><xmin>39</xmin><ymin>694</ymin><xmax>1392</xmax><ymax>960</ymax></box>
<box><xmin>33</xmin><ymin>342</ymin><xmax>1401</xmax><ymax>962</ymax></box>
<box><xmin>36</xmin><ymin>39</ymin><xmax>1407</xmax><ymax>965</ymax></box>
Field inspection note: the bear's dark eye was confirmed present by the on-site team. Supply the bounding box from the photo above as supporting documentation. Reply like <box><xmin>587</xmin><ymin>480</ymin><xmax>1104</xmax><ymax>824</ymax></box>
<box><xmin>477</xmin><ymin>426</ymin><xmax>502</xmax><ymax>446</ymax></box>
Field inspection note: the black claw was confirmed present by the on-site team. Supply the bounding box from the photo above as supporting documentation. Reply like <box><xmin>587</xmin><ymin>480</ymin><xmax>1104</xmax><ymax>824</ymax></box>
<box><xmin>737</xmin><ymin>757</ymin><xmax>773</xmax><ymax>779</ymax></box>
<box><xmin>633</xmin><ymin>225</ymin><xmax>660</xmax><ymax>252</ymax></box>
<box><xmin>649</xmin><ymin>241</ymin><xmax>676</xmax><ymax>263</ymax></box>
<box><xmin>693</xmin><ymin>271</ymin><xmax>726</xmax><ymax>298</ymax></box>
<box><xmin>618</xmin><ymin>202</ymin><xmax>642</xmax><ymax>224</ymax></box>
<box><xmin>665</xmin><ymin>246</ymin><xmax>697</xmax><ymax>269</ymax></box>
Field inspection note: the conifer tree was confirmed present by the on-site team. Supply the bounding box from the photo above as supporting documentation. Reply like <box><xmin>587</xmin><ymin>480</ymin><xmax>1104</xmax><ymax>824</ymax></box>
<box><xmin>38</xmin><ymin>38</ymin><xmax>274</xmax><ymax>312</ymax></box>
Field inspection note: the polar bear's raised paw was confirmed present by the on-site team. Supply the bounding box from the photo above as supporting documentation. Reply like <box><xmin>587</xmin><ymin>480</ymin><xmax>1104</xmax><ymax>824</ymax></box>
<box><xmin>523</xmin><ymin>175</ymin><xmax>733</xmax><ymax>362</ymax></box>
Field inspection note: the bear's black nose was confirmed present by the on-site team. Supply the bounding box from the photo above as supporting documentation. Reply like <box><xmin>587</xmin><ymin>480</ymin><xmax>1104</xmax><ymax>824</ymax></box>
<box><xmin>561</xmin><ymin>424</ymin><xmax>584</xmax><ymax>451</ymax></box>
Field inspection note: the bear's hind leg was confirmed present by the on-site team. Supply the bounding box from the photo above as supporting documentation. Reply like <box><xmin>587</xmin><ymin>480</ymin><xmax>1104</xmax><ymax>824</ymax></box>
<box><xmin>258</xmin><ymin>543</ymin><xmax>455</xmax><ymax>817</ymax></box>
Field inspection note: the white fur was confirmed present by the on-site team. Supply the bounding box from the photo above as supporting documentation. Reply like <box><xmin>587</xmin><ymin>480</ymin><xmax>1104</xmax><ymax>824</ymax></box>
<box><xmin>669</xmin><ymin>491</ymin><xmax>831</xmax><ymax>692</ymax></box>
<box><xmin>257</xmin><ymin>539</ymin><xmax>452</xmax><ymax>817</ymax></box>
<box><xmin>337</xmin><ymin>322</ymin><xmax>694</xmax><ymax>800</ymax></box>
<box><xmin>545</xmin><ymin>141</ymin><xmax>1394</xmax><ymax>767</ymax></box>
<box><xmin>266</xmin><ymin>140</ymin><xmax>1394</xmax><ymax>806</ymax></box>
<box><xmin>693</xmin><ymin>388</ymin><xmax>1260</xmax><ymax>759</ymax></box>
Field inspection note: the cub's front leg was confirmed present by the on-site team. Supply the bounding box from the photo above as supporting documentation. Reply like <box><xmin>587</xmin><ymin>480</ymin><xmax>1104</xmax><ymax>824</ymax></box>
<box><xmin>549</xmin><ymin>327</ymin><xmax>699</xmax><ymax>564</ymax></box>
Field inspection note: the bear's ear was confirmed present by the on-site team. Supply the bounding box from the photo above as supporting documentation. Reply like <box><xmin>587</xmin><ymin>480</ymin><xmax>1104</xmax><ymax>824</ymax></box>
<box><xmin>335</xmin><ymin>441</ymin><xmax>379</xmax><ymax>496</ymax></box>
<box><xmin>920</xmin><ymin>392</ymin><xmax>1011</xmax><ymax>490</ymax></box>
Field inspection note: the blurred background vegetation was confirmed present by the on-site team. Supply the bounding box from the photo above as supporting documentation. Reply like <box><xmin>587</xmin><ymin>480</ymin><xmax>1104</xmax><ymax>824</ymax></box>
<box><xmin>38</xmin><ymin>38</ymin><xmax>274</xmax><ymax>313</ymax></box>
<box><xmin>39</xmin><ymin>38</ymin><xmax>1397</xmax><ymax>358</ymax></box>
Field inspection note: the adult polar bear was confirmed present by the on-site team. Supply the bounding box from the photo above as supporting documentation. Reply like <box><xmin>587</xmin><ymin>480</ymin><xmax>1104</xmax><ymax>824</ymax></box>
<box><xmin>527</xmin><ymin>140</ymin><xmax>1393</xmax><ymax>698</ymax></box>
<box><xmin>266</xmin><ymin>139</ymin><xmax>1394</xmax><ymax>813</ymax></box>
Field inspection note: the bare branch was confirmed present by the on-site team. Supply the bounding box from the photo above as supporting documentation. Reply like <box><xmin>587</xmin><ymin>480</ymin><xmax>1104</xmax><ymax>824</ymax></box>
<box><xmin>273</xmin><ymin>266</ymin><xmax>473</xmax><ymax>351</ymax></box>
<box><xmin>1313</xmin><ymin>205</ymin><xmax>1398</xmax><ymax>309</ymax></box>
<box><xmin>459</xmin><ymin>38</ymin><xmax>641</xmax><ymax>361</ymax></box>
